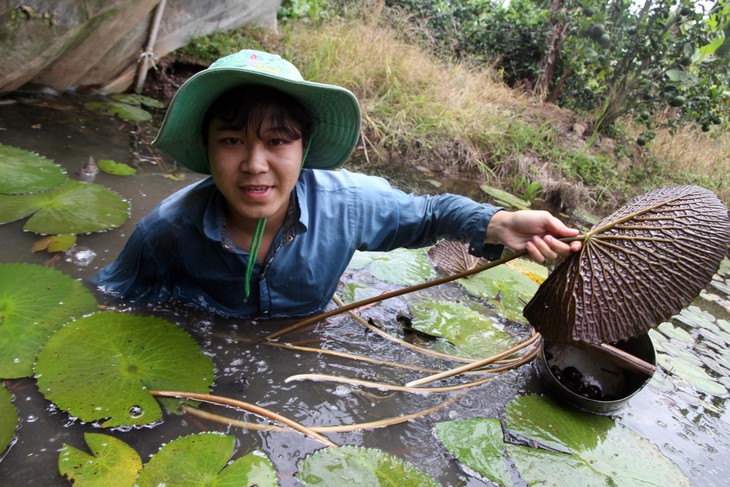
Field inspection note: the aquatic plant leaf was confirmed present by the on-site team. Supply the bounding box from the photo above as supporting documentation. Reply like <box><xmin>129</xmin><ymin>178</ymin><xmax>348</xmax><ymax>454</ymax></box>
<box><xmin>504</xmin><ymin>394</ymin><xmax>690</xmax><ymax>486</ymax></box>
<box><xmin>505</xmin><ymin>444</ymin><xmax>608</xmax><ymax>486</ymax></box>
<box><xmin>369</xmin><ymin>248</ymin><xmax>434</xmax><ymax>286</ymax></box>
<box><xmin>458</xmin><ymin>263</ymin><xmax>539</xmax><ymax>321</ymax></box>
<box><xmin>524</xmin><ymin>185</ymin><xmax>730</xmax><ymax>344</ymax></box>
<box><xmin>655</xmin><ymin>348</ymin><xmax>727</xmax><ymax>396</ymax></box>
<box><xmin>136</xmin><ymin>433</ymin><xmax>276</xmax><ymax>487</ymax></box>
<box><xmin>84</xmin><ymin>101</ymin><xmax>152</xmax><ymax>122</ymax></box>
<box><xmin>296</xmin><ymin>445</ymin><xmax>439</xmax><ymax>486</ymax></box>
<box><xmin>0</xmin><ymin>385</ymin><xmax>18</xmax><ymax>456</ymax></box>
<box><xmin>97</xmin><ymin>159</ymin><xmax>137</xmax><ymax>176</ymax></box>
<box><xmin>0</xmin><ymin>263</ymin><xmax>97</xmax><ymax>378</ymax></box>
<box><xmin>409</xmin><ymin>301</ymin><xmax>515</xmax><ymax>358</ymax></box>
<box><xmin>35</xmin><ymin>311</ymin><xmax>214</xmax><ymax>427</ymax></box>
<box><xmin>479</xmin><ymin>184</ymin><xmax>531</xmax><ymax>210</ymax></box>
<box><xmin>31</xmin><ymin>234</ymin><xmax>77</xmax><ymax>253</ymax></box>
<box><xmin>110</xmin><ymin>93</ymin><xmax>165</xmax><ymax>109</ymax></box>
<box><xmin>0</xmin><ymin>179</ymin><xmax>130</xmax><ymax>234</ymax></box>
<box><xmin>427</xmin><ymin>241</ymin><xmax>484</xmax><ymax>275</ymax></box>
<box><xmin>434</xmin><ymin>418</ymin><xmax>512</xmax><ymax>486</ymax></box>
<box><xmin>59</xmin><ymin>433</ymin><xmax>142</xmax><ymax>486</ymax></box>
<box><xmin>0</xmin><ymin>144</ymin><xmax>67</xmax><ymax>194</ymax></box>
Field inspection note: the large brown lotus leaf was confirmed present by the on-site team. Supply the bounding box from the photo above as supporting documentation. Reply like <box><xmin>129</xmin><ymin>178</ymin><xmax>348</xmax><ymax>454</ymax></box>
<box><xmin>524</xmin><ymin>185</ymin><xmax>730</xmax><ymax>344</ymax></box>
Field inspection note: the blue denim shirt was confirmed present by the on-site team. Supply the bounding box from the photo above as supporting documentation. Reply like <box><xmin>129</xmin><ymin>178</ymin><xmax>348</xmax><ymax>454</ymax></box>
<box><xmin>91</xmin><ymin>169</ymin><xmax>503</xmax><ymax>318</ymax></box>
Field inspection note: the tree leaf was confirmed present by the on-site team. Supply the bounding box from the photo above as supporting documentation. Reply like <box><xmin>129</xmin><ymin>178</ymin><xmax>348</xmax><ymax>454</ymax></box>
<box><xmin>504</xmin><ymin>394</ymin><xmax>690</xmax><ymax>486</ymax></box>
<box><xmin>434</xmin><ymin>418</ymin><xmax>512</xmax><ymax>486</ymax></box>
<box><xmin>59</xmin><ymin>433</ymin><xmax>142</xmax><ymax>486</ymax></box>
<box><xmin>296</xmin><ymin>445</ymin><xmax>440</xmax><ymax>486</ymax></box>
<box><xmin>0</xmin><ymin>385</ymin><xmax>18</xmax><ymax>456</ymax></box>
<box><xmin>524</xmin><ymin>185</ymin><xmax>730</xmax><ymax>344</ymax></box>
<box><xmin>136</xmin><ymin>433</ymin><xmax>277</xmax><ymax>487</ymax></box>
<box><xmin>0</xmin><ymin>263</ymin><xmax>98</xmax><ymax>378</ymax></box>
<box><xmin>0</xmin><ymin>179</ymin><xmax>130</xmax><ymax>234</ymax></box>
<box><xmin>35</xmin><ymin>311</ymin><xmax>214</xmax><ymax>427</ymax></box>
<box><xmin>0</xmin><ymin>144</ymin><xmax>67</xmax><ymax>194</ymax></box>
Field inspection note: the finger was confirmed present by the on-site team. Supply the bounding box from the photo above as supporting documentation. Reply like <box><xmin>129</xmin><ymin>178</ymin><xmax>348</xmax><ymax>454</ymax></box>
<box><xmin>525</xmin><ymin>241</ymin><xmax>546</xmax><ymax>264</ymax></box>
<box><xmin>532</xmin><ymin>236</ymin><xmax>558</xmax><ymax>261</ymax></box>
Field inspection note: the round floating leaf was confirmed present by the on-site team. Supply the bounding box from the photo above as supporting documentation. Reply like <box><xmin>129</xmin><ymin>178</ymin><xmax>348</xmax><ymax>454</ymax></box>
<box><xmin>59</xmin><ymin>433</ymin><xmax>142</xmax><ymax>486</ymax></box>
<box><xmin>427</xmin><ymin>241</ymin><xmax>484</xmax><ymax>275</ymax></box>
<box><xmin>0</xmin><ymin>144</ymin><xmax>67</xmax><ymax>194</ymax></box>
<box><xmin>458</xmin><ymin>264</ymin><xmax>539</xmax><ymax>322</ymax></box>
<box><xmin>296</xmin><ymin>445</ymin><xmax>439</xmax><ymax>487</ymax></box>
<box><xmin>434</xmin><ymin>418</ymin><xmax>512</xmax><ymax>486</ymax></box>
<box><xmin>31</xmin><ymin>234</ymin><xmax>77</xmax><ymax>253</ymax></box>
<box><xmin>97</xmin><ymin>159</ymin><xmax>137</xmax><ymax>176</ymax></box>
<box><xmin>136</xmin><ymin>433</ymin><xmax>276</xmax><ymax>487</ymax></box>
<box><xmin>35</xmin><ymin>311</ymin><xmax>214</xmax><ymax>427</ymax></box>
<box><xmin>504</xmin><ymin>394</ymin><xmax>690</xmax><ymax>486</ymax></box>
<box><xmin>369</xmin><ymin>248</ymin><xmax>434</xmax><ymax>286</ymax></box>
<box><xmin>0</xmin><ymin>179</ymin><xmax>130</xmax><ymax>234</ymax></box>
<box><xmin>524</xmin><ymin>185</ymin><xmax>730</xmax><ymax>344</ymax></box>
<box><xmin>410</xmin><ymin>301</ymin><xmax>515</xmax><ymax>358</ymax></box>
<box><xmin>110</xmin><ymin>93</ymin><xmax>165</xmax><ymax>109</ymax></box>
<box><xmin>0</xmin><ymin>385</ymin><xmax>18</xmax><ymax>455</ymax></box>
<box><xmin>0</xmin><ymin>263</ymin><xmax>97</xmax><ymax>378</ymax></box>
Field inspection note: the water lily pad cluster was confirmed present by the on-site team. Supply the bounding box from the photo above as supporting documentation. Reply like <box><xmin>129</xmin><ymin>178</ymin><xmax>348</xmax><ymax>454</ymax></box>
<box><xmin>0</xmin><ymin>144</ymin><xmax>130</xmax><ymax>236</ymax></box>
<box><xmin>435</xmin><ymin>394</ymin><xmax>691</xmax><ymax>486</ymax></box>
<box><xmin>84</xmin><ymin>93</ymin><xmax>165</xmax><ymax>123</ymax></box>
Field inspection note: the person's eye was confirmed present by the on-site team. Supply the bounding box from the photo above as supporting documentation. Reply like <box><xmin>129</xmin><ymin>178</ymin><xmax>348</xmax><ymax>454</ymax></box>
<box><xmin>268</xmin><ymin>137</ymin><xmax>289</xmax><ymax>146</ymax></box>
<box><xmin>222</xmin><ymin>137</ymin><xmax>243</xmax><ymax>145</ymax></box>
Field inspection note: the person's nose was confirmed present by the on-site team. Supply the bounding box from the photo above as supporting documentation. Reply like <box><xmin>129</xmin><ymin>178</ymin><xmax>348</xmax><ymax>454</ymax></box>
<box><xmin>239</xmin><ymin>141</ymin><xmax>269</xmax><ymax>174</ymax></box>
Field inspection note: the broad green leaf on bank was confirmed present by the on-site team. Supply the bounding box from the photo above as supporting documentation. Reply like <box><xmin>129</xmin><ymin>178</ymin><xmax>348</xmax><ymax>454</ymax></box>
<box><xmin>136</xmin><ymin>433</ymin><xmax>276</xmax><ymax>487</ymax></box>
<box><xmin>369</xmin><ymin>248</ymin><xmax>435</xmax><ymax>286</ymax></box>
<box><xmin>296</xmin><ymin>445</ymin><xmax>439</xmax><ymax>486</ymax></box>
<box><xmin>0</xmin><ymin>144</ymin><xmax>67</xmax><ymax>194</ymax></box>
<box><xmin>84</xmin><ymin>101</ymin><xmax>152</xmax><ymax>122</ymax></box>
<box><xmin>434</xmin><ymin>418</ymin><xmax>511</xmax><ymax>486</ymax></box>
<box><xmin>0</xmin><ymin>178</ymin><xmax>130</xmax><ymax>234</ymax></box>
<box><xmin>0</xmin><ymin>386</ymin><xmax>18</xmax><ymax>455</ymax></box>
<box><xmin>504</xmin><ymin>394</ymin><xmax>690</xmax><ymax>486</ymax></box>
<box><xmin>59</xmin><ymin>433</ymin><xmax>142</xmax><ymax>486</ymax></box>
<box><xmin>110</xmin><ymin>93</ymin><xmax>165</xmax><ymax>110</ymax></box>
<box><xmin>35</xmin><ymin>311</ymin><xmax>214</xmax><ymax>428</ymax></box>
<box><xmin>409</xmin><ymin>301</ymin><xmax>515</xmax><ymax>358</ymax></box>
<box><xmin>97</xmin><ymin>159</ymin><xmax>137</xmax><ymax>176</ymax></box>
<box><xmin>0</xmin><ymin>263</ymin><xmax>97</xmax><ymax>378</ymax></box>
<box><xmin>479</xmin><ymin>185</ymin><xmax>531</xmax><ymax>210</ymax></box>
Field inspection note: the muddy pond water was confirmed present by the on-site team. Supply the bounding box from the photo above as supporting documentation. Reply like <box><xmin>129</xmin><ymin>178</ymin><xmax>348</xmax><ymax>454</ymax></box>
<box><xmin>0</xmin><ymin>93</ymin><xmax>729</xmax><ymax>486</ymax></box>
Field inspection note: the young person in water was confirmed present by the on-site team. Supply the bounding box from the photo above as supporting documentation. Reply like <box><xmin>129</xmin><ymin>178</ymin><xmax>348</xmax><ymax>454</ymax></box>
<box><xmin>92</xmin><ymin>49</ymin><xmax>581</xmax><ymax>318</ymax></box>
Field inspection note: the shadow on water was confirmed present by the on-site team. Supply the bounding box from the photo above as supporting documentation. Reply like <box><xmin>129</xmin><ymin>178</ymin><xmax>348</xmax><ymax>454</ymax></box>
<box><xmin>1</xmin><ymin>93</ymin><xmax>729</xmax><ymax>486</ymax></box>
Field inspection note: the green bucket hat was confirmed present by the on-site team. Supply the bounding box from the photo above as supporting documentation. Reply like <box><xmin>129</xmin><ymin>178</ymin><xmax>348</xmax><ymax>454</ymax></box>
<box><xmin>152</xmin><ymin>49</ymin><xmax>361</xmax><ymax>173</ymax></box>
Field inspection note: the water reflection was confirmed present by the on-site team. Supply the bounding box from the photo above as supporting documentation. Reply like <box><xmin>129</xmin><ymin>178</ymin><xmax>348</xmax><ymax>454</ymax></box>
<box><xmin>0</xmin><ymin>94</ymin><xmax>728</xmax><ymax>486</ymax></box>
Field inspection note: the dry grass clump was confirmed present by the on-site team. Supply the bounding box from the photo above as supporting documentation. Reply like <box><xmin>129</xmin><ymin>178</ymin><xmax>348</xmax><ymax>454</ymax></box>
<box><xmin>282</xmin><ymin>19</ymin><xmax>524</xmax><ymax>172</ymax></box>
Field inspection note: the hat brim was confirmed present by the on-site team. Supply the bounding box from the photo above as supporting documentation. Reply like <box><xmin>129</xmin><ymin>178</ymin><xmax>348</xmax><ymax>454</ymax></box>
<box><xmin>152</xmin><ymin>67</ymin><xmax>361</xmax><ymax>173</ymax></box>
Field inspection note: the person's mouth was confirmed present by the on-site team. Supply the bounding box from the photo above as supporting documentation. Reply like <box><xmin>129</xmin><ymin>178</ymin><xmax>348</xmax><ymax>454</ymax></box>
<box><xmin>240</xmin><ymin>185</ymin><xmax>273</xmax><ymax>199</ymax></box>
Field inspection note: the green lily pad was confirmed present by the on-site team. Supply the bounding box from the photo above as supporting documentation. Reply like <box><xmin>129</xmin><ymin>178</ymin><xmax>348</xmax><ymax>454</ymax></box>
<box><xmin>35</xmin><ymin>311</ymin><xmax>214</xmax><ymax>427</ymax></box>
<box><xmin>369</xmin><ymin>248</ymin><xmax>434</xmax><ymax>286</ymax></box>
<box><xmin>458</xmin><ymin>264</ymin><xmax>539</xmax><ymax>321</ymax></box>
<box><xmin>656</xmin><ymin>351</ymin><xmax>726</xmax><ymax>396</ymax></box>
<box><xmin>346</xmin><ymin>251</ymin><xmax>373</xmax><ymax>271</ymax></box>
<box><xmin>0</xmin><ymin>144</ymin><xmax>67</xmax><ymax>194</ymax></box>
<box><xmin>136</xmin><ymin>433</ymin><xmax>276</xmax><ymax>487</ymax></box>
<box><xmin>504</xmin><ymin>394</ymin><xmax>690</xmax><ymax>486</ymax></box>
<box><xmin>59</xmin><ymin>433</ymin><xmax>143</xmax><ymax>486</ymax></box>
<box><xmin>296</xmin><ymin>445</ymin><xmax>439</xmax><ymax>486</ymax></box>
<box><xmin>0</xmin><ymin>179</ymin><xmax>130</xmax><ymax>234</ymax></box>
<box><xmin>479</xmin><ymin>185</ymin><xmax>531</xmax><ymax>210</ymax></box>
<box><xmin>32</xmin><ymin>234</ymin><xmax>77</xmax><ymax>253</ymax></box>
<box><xmin>0</xmin><ymin>385</ymin><xmax>18</xmax><ymax>455</ymax></box>
<box><xmin>97</xmin><ymin>159</ymin><xmax>137</xmax><ymax>176</ymax></box>
<box><xmin>505</xmin><ymin>443</ymin><xmax>608</xmax><ymax>486</ymax></box>
<box><xmin>434</xmin><ymin>418</ymin><xmax>511</xmax><ymax>486</ymax></box>
<box><xmin>0</xmin><ymin>263</ymin><xmax>98</xmax><ymax>378</ymax></box>
<box><xmin>409</xmin><ymin>301</ymin><xmax>515</xmax><ymax>358</ymax></box>
<box><xmin>84</xmin><ymin>101</ymin><xmax>152</xmax><ymax>122</ymax></box>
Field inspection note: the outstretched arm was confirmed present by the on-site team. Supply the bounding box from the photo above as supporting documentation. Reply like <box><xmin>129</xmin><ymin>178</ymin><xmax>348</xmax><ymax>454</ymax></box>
<box><xmin>486</xmin><ymin>210</ymin><xmax>582</xmax><ymax>263</ymax></box>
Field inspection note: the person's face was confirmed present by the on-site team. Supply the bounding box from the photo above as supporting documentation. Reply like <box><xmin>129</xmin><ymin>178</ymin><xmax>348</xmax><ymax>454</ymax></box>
<box><xmin>207</xmin><ymin>115</ymin><xmax>304</xmax><ymax>226</ymax></box>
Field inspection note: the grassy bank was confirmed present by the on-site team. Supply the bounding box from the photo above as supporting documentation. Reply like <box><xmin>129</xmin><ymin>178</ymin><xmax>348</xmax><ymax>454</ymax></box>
<box><xmin>172</xmin><ymin>11</ymin><xmax>730</xmax><ymax>217</ymax></box>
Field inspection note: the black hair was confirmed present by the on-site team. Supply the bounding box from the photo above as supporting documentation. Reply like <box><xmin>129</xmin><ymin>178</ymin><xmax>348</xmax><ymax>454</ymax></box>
<box><xmin>202</xmin><ymin>86</ymin><xmax>314</xmax><ymax>145</ymax></box>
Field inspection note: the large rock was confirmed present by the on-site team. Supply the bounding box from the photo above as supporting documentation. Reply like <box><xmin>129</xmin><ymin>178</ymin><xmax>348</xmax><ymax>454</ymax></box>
<box><xmin>0</xmin><ymin>0</ymin><xmax>279</xmax><ymax>94</ymax></box>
